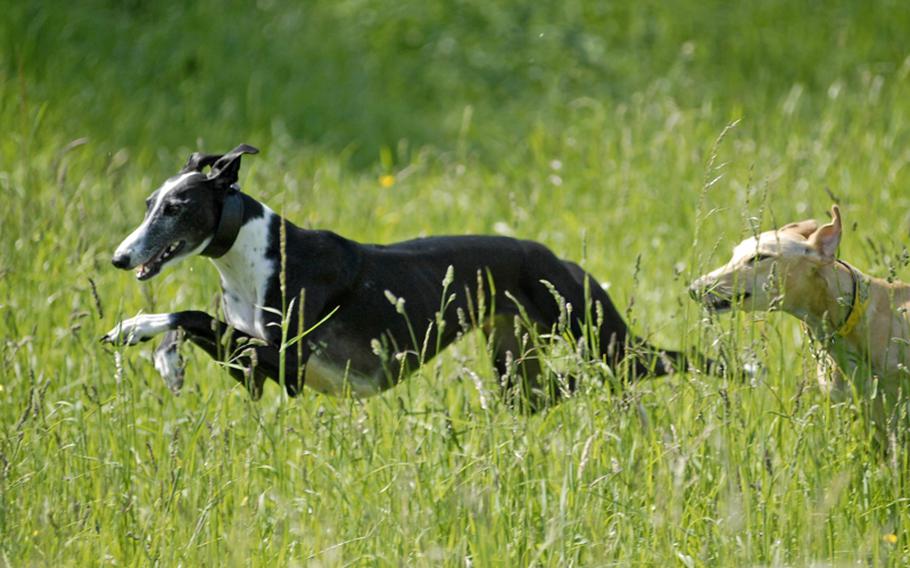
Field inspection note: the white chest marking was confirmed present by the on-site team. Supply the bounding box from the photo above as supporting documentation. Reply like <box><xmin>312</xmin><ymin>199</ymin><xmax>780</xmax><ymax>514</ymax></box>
<box><xmin>210</xmin><ymin>208</ymin><xmax>275</xmax><ymax>339</ymax></box>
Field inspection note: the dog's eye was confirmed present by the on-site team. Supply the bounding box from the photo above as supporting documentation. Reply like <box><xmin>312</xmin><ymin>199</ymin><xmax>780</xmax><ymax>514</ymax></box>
<box><xmin>162</xmin><ymin>202</ymin><xmax>181</xmax><ymax>216</ymax></box>
<box><xmin>747</xmin><ymin>253</ymin><xmax>774</xmax><ymax>265</ymax></box>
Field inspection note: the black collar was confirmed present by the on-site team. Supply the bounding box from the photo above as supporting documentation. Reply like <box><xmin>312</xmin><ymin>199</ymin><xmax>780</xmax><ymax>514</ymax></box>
<box><xmin>201</xmin><ymin>190</ymin><xmax>244</xmax><ymax>258</ymax></box>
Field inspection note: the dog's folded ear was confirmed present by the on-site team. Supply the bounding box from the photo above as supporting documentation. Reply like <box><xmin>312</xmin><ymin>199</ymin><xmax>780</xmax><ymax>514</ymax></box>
<box><xmin>807</xmin><ymin>205</ymin><xmax>843</xmax><ymax>261</ymax></box>
<box><xmin>779</xmin><ymin>219</ymin><xmax>819</xmax><ymax>239</ymax></box>
<box><xmin>209</xmin><ymin>144</ymin><xmax>259</xmax><ymax>189</ymax></box>
<box><xmin>180</xmin><ymin>152</ymin><xmax>223</xmax><ymax>174</ymax></box>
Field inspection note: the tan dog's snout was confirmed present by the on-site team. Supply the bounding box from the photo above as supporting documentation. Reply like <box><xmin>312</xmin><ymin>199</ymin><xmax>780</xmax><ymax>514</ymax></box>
<box><xmin>688</xmin><ymin>270</ymin><xmax>739</xmax><ymax>312</ymax></box>
<box><xmin>688</xmin><ymin>277</ymin><xmax>711</xmax><ymax>301</ymax></box>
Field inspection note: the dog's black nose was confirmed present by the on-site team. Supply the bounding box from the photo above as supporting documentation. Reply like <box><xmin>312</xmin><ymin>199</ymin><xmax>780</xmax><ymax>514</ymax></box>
<box><xmin>111</xmin><ymin>254</ymin><xmax>130</xmax><ymax>269</ymax></box>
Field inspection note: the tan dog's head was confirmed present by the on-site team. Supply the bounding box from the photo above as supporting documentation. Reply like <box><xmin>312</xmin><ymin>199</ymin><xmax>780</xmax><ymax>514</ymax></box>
<box><xmin>689</xmin><ymin>206</ymin><xmax>843</xmax><ymax>314</ymax></box>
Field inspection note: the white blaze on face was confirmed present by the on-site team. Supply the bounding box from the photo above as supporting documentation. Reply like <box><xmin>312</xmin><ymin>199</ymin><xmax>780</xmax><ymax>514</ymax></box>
<box><xmin>114</xmin><ymin>172</ymin><xmax>196</xmax><ymax>264</ymax></box>
<box><xmin>729</xmin><ymin>236</ymin><xmax>763</xmax><ymax>265</ymax></box>
<box><xmin>724</xmin><ymin>230</ymin><xmax>811</xmax><ymax>268</ymax></box>
<box><xmin>755</xmin><ymin>230</ymin><xmax>813</xmax><ymax>257</ymax></box>
<box><xmin>698</xmin><ymin>229</ymin><xmax>816</xmax><ymax>294</ymax></box>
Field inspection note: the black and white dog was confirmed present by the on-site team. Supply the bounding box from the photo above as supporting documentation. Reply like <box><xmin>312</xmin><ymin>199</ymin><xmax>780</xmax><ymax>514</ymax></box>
<box><xmin>103</xmin><ymin>144</ymin><xmax>707</xmax><ymax>408</ymax></box>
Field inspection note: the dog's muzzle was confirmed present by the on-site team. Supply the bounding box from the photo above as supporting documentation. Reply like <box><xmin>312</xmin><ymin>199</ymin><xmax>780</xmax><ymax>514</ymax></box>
<box><xmin>689</xmin><ymin>278</ymin><xmax>748</xmax><ymax>312</ymax></box>
<box><xmin>688</xmin><ymin>278</ymin><xmax>712</xmax><ymax>302</ymax></box>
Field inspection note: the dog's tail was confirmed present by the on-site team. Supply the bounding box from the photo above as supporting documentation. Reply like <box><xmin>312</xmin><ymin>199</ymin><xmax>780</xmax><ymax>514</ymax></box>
<box><xmin>621</xmin><ymin>339</ymin><xmax>736</xmax><ymax>381</ymax></box>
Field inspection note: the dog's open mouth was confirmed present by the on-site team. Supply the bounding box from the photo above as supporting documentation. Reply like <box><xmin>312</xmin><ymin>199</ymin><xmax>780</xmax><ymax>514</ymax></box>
<box><xmin>704</xmin><ymin>292</ymin><xmax>750</xmax><ymax>313</ymax></box>
<box><xmin>136</xmin><ymin>241</ymin><xmax>185</xmax><ymax>281</ymax></box>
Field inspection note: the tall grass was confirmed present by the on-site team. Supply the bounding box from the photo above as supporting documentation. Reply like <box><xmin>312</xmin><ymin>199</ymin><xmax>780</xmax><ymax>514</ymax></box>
<box><xmin>2</xmin><ymin>1</ymin><xmax>910</xmax><ymax>565</ymax></box>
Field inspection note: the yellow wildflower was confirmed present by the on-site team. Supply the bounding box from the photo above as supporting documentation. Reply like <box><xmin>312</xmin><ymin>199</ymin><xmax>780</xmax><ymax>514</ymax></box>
<box><xmin>883</xmin><ymin>533</ymin><xmax>898</xmax><ymax>545</ymax></box>
<box><xmin>379</xmin><ymin>174</ymin><xmax>395</xmax><ymax>188</ymax></box>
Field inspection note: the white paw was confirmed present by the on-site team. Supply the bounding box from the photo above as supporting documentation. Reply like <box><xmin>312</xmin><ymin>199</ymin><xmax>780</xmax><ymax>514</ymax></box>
<box><xmin>102</xmin><ymin>313</ymin><xmax>174</xmax><ymax>345</ymax></box>
<box><xmin>154</xmin><ymin>334</ymin><xmax>185</xmax><ymax>394</ymax></box>
<box><xmin>741</xmin><ymin>360</ymin><xmax>767</xmax><ymax>385</ymax></box>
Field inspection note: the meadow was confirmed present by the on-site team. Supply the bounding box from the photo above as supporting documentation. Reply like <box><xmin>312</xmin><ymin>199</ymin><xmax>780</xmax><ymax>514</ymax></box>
<box><xmin>2</xmin><ymin>0</ymin><xmax>910</xmax><ymax>565</ymax></box>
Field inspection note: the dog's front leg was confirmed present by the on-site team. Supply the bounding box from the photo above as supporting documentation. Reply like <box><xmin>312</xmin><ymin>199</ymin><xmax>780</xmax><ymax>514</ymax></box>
<box><xmin>154</xmin><ymin>330</ymin><xmax>186</xmax><ymax>394</ymax></box>
<box><xmin>103</xmin><ymin>311</ymin><xmax>311</xmax><ymax>398</ymax></box>
<box><xmin>165</xmin><ymin>311</ymin><xmax>310</xmax><ymax>399</ymax></box>
<box><xmin>102</xmin><ymin>313</ymin><xmax>176</xmax><ymax>345</ymax></box>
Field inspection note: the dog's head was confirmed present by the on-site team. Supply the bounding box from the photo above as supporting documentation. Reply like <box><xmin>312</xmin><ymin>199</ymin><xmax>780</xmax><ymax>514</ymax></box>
<box><xmin>111</xmin><ymin>144</ymin><xmax>258</xmax><ymax>280</ymax></box>
<box><xmin>689</xmin><ymin>205</ymin><xmax>843</xmax><ymax>313</ymax></box>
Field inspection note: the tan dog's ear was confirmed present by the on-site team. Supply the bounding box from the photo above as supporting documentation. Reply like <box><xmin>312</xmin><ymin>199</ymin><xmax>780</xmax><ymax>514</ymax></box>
<box><xmin>807</xmin><ymin>205</ymin><xmax>842</xmax><ymax>261</ymax></box>
<box><xmin>779</xmin><ymin>219</ymin><xmax>819</xmax><ymax>238</ymax></box>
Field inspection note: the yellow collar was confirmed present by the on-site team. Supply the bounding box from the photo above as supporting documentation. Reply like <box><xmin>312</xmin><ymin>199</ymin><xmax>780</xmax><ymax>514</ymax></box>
<box><xmin>834</xmin><ymin>260</ymin><xmax>868</xmax><ymax>338</ymax></box>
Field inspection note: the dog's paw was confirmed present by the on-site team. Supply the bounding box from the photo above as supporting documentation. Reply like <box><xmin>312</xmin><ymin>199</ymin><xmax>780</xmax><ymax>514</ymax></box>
<box><xmin>742</xmin><ymin>360</ymin><xmax>767</xmax><ymax>383</ymax></box>
<box><xmin>154</xmin><ymin>330</ymin><xmax>186</xmax><ymax>394</ymax></box>
<box><xmin>102</xmin><ymin>313</ymin><xmax>174</xmax><ymax>345</ymax></box>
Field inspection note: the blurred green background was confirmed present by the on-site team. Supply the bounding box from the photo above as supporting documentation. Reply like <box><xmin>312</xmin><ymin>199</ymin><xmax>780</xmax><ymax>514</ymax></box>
<box><xmin>3</xmin><ymin>1</ymin><xmax>910</xmax><ymax>565</ymax></box>
<box><xmin>7</xmin><ymin>0</ymin><xmax>908</xmax><ymax>164</ymax></box>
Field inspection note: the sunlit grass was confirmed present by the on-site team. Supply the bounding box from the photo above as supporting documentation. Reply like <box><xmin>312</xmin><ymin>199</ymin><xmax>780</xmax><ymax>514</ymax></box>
<box><xmin>3</xmin><ymin>1</ymin><xmax>910</xmax><ymax>565</ymax></box>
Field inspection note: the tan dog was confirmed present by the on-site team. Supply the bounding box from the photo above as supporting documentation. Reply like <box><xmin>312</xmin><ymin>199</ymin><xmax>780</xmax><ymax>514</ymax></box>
<box><xmin>690</xmin><ymin>206</ymin><xmax>910</xmax><ymax>423</ymax></box>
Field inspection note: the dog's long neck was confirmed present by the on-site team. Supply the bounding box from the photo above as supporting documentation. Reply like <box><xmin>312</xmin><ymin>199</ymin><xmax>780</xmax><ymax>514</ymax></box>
<box><xmin>208</xmin><ymin>194</ymin><xmax>279</xmax><ymax>338</ymax></box>
<box><xmin>789</xmin><ymin>261</ymin><xmax>861</xmax><ymax>339</ymax></box>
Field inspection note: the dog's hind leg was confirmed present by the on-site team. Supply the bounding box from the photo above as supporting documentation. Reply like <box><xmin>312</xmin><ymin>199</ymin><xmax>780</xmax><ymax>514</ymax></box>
<box><xmin>563</xmin><ymin>261</ymin><xmax>713</xmax><ymax>380</ymax></box>
<box><xmin>486</xmin><ymin>282</ymin><xmax>589</xmax><ymax>411</ymax></box>
<box><xmin>567</xmin><ymin>263</ymin><xmax>725</xmax><ymax>380</ymax></box>
<box><xmin>520</xmin><ymin>246</ymin><xmax>717</xmax><ymax>382</ymax></box>
<box><xmin>486</xmin><ymin>314</ymin><xmax>553</xmax><ymax>412</ymax></box>
<box><xmin>519</xmin><ymin>247</ymin><xmax>639</xmax><ymax>377</ymax></box>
